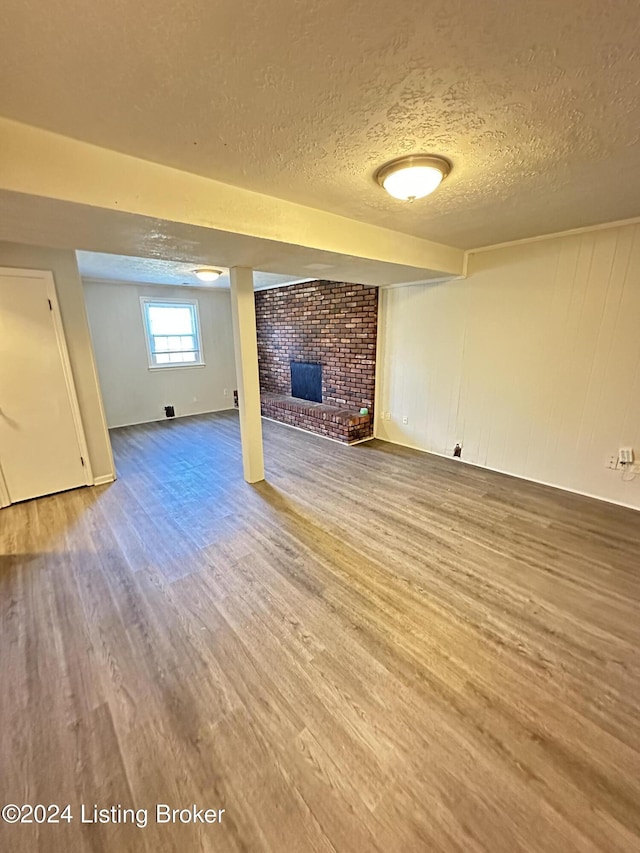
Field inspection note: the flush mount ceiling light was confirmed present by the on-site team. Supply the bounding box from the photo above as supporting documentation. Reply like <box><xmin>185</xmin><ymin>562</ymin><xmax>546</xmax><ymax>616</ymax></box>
<box><xmin>375</xmin><ymin>154</ymin><xmax>451</xmax><ymax>201</ymax></box>
<box><xmin>193</xmin><ymin>268</ymin><xmax>222</xmax><ymax>282</ymax></box>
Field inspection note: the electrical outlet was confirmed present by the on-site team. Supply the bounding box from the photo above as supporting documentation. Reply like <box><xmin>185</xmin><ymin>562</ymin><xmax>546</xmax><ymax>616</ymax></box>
<box><xmin>606</xmin><ymin>454</ymin><xmax>619</xmax><ymax>470</ymax></box>
<box><xmin>384</xmin><ymin>412</ymin><xmax>391</xmax><ymax>421</ymax></box>
<box><xmin>619</xmin><ymin>447</ymin><xmax>634</xmax><ymax>465</ymax></box>
<box><xmin>224</xmin><ymin>388</ymin><xmax>229</xmax><ymax>396</ymax></box>
<box><xmin>402</xmin><ymin>416</ymin><xmax>409</xmax><ymax>425</ymax></box>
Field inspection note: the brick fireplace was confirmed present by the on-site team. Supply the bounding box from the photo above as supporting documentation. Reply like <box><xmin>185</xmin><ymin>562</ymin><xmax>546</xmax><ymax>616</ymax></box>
<box><xmin>255</xmin><ymin>280</ymin><xmax>378</xmax><ymax>443</ymax></box>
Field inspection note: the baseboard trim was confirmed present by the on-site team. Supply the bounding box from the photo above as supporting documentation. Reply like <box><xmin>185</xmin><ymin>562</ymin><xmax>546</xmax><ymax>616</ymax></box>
<box><xmin>93</xmin><ymin>473</ymin><xmax>116</xmax><ymax>486</ymax></box>
<box><xmin>262</xmin><ymin>416</ymin><xmax>374</xmax><ymax>446</ymax></box>
<box><xmin>108</xmin><ymin>406</ymin><xmax>236</xmax><ymax>430</ymax></box>
<box><xmin>374</xmin><ymin>435</ymin><xmax>640</xmax><ymax>513</ymax></box>
<box><xmin>348</xmin><ymin>435</ymin><xmax>376</xmax><ymax>446</ymax></box>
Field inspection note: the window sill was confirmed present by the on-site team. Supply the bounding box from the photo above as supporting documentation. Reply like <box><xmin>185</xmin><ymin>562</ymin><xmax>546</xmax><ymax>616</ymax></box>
<box><xmin>147</xmin><ymin>363</ymin><xmax>206</xmax><ymax>371</ymax></box>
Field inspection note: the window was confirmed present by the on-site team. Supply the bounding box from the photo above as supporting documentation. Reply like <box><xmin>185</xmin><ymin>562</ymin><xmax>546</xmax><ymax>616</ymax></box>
<box><xmin>140</xmin><ymin>298</ymin><xmax>204</xmax><ymax>368</ymax></box>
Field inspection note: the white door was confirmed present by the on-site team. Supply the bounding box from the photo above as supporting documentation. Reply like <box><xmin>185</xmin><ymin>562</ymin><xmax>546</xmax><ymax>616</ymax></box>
<box><xmin>0</xmin><ymin>268</ymin><xmax>92</xmax><ymax>505</ymax></box>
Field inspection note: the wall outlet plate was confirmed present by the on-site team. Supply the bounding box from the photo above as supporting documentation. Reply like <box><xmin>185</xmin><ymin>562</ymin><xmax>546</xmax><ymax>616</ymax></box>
<box><xmin>606</xmin><ymin>454</ymin><xmax>619</xmax><ymax>470</ymax></box>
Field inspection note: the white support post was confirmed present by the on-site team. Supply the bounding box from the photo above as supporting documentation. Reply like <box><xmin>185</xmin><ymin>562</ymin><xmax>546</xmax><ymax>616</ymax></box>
<box><xmin>229</xmin><ymin>267</ymin><xmax>265</xmax><ymax>483</ymax></box>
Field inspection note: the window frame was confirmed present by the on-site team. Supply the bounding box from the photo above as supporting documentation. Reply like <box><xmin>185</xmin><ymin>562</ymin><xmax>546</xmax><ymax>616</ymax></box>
<box><xmin>140</xmin><ymin>296</ymin><xmax>205</xmax><ymax>370</ymax></box>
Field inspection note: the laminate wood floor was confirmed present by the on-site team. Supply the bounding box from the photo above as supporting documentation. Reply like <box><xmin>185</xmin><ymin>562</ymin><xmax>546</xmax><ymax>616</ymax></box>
<box><xmin>1</xmin><ymin>411</ymin><xmax>639</xmax><ymax>852</ymax></box>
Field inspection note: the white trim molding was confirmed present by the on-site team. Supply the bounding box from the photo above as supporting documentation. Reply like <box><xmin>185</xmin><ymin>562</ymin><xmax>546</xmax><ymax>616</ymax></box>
<box><xmin>467</xmin><ymin>213</ymin><xmax>640</xmax><ymax>257</ymax></box>
<box><xmin>379</xmin><ymin>438</ymin><xmax>640</xmax><ymax>514</ymax></box>
<box><xmin>0</xmin><ymin>465</ymin><xmax>10</xmax><ymax>508</ymax></box>
<box><xmin>94</xmin><ymin>473</ymin><xmax>116</xmax><ymax>486</ymax></box>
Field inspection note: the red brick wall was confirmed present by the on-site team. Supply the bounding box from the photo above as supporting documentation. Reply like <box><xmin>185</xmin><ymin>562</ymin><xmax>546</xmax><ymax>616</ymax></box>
<box><xmin>255</xmin><ymin>280</ymin><xmax>378</xmax><ymax>412</ymax></box>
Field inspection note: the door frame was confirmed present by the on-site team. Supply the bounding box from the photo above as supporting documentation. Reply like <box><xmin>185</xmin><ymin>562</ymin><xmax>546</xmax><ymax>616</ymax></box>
<box><xmin>0</xmin><ymin>464</ymin><xmax>10</xmax><ymax>509</ymax></box>
<box><xmin>0</xmin><ymin>267</ymin><xmax>94</xmax><ymax>505</ymax></box>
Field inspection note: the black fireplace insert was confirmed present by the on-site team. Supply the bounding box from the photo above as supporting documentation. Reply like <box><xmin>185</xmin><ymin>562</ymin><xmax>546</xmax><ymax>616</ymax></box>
<box><xmin>290</xmin><ymin>361</ymin><xmax>322</xmax><ymax>403</ymax></box>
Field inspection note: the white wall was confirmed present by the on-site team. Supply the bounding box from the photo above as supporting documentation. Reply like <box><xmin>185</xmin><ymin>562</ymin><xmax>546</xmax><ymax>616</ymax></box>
<box><xmin>377</xmin><ymin>222</ymin><xmax>640</xmax><ymax>509</ymax></box>
<box><xmin>83</xmin><ymin>280</ymin><xmax>237</xmax><ymax>428</ymax></box>
<box><xmin>0</xmin><ymin>241</ymin><xmax>114</xmax><ymax>482</ymax></box>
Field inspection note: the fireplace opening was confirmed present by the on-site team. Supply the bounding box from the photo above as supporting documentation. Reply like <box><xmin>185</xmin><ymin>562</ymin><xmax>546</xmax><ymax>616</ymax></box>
<box><xmin>291</xmin><ymin>361</ymin><xmax>322</xmax><ymax>403</ymax></box>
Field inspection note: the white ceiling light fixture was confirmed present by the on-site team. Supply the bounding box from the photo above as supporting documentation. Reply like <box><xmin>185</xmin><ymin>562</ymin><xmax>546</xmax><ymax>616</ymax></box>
<box><xmin>375</xmin><ymin>154</ymin><xmax>451</xmax><ymax>202</ymax></box>
<box><xmin>193</xmin><ymin>268</ymin><xmax>223</xmax><ymax>282</ymax></box>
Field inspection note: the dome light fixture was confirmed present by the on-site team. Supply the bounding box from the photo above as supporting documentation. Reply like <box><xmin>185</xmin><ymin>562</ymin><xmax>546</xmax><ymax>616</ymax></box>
<box><xmin>375</xmin><ymin>154</ymin><xmax>451</xmax><ymax>201</ymax></box>
<box><xmin>193</xmin><ymin>268</ymin><xmax>223</xmax><ymax>282</ymax></box>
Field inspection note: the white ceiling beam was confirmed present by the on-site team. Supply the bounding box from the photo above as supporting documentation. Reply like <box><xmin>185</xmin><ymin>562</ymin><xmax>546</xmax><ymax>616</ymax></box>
<box><xmin>0</xmin><ymin>118</ymin><xmax>464</xmax><ymax>284</ymax></box>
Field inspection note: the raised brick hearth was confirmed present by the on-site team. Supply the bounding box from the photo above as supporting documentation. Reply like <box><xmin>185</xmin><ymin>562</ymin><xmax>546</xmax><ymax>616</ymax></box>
<box><xmin>255</xmin><ymin>280</ymin><xmax>378</xmax><ymax>443</ymax></box>
<box><xmin>260</xmin><ymin>393</ymin><xmax>373</xmax><ymax>444</ymax></box>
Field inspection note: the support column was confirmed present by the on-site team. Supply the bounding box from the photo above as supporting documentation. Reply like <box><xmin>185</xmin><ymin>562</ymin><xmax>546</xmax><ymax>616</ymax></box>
<box><xmin>229</xmin><ymin>267</ymin><xmax>265</xmax><ymax>483</ymax></box>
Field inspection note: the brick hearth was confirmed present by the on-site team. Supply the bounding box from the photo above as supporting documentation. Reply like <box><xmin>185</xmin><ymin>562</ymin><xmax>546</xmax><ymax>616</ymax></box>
<box><xmin>260</xmin><ymin>393</ymin><xmax>372</xmax><ymax>444</ymax></box>
<box><xmin>255</xmin><ymin>280</ymin><xmax>378</xmax><ymax>443</ymax></box>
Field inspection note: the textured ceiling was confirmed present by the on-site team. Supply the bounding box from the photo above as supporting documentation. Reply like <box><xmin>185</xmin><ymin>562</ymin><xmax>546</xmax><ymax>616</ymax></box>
<box><xmin>1</xmin><ymin>0</ymin><xmax>640</xmax><ymax>248</ymax></box>
<box><xmin>76</xmin><ymin>251</ymin><xmax>310</xmax><ymax>290</ymax></box>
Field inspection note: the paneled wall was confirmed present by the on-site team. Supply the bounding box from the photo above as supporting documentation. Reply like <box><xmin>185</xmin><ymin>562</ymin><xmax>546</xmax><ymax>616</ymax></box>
<box><xmin>376</xmin><ymin>222</ymin><xmax>640</xmax><ymax>509</ymax></box>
